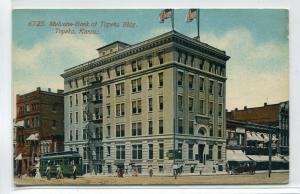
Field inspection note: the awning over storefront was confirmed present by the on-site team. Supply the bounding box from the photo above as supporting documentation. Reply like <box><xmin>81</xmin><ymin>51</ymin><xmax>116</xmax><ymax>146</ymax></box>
<box><xmin>246</xmin><ymin>131</ymin><xmax>257</xmax><ymax>141</ymax></box>
<box><xmin>14</xmin><ymin>120</ymin><xmax>24</xmax><ymax>127</ymax></box>
<box><xmin>26</xmin><ymin>133</ymin><xmax>39</xmax><ymax>141</ymax></box>
<box><xmin>15</xmin><ymin>153</ymin><xmax>22</xmax><ymax>160</ymax></box>
<box><xmin>247</xmin><ymin>155</ymin><xmax>286</xmax><ymax>162</ymax></box>
<box><xmin>226</xmin><ymin>149</ymin><xmax>251</xmax><ymax>162</ymax></box>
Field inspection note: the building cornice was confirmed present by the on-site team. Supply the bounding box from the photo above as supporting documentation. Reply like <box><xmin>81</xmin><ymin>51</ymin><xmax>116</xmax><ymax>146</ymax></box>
<box><xmin>61</xmin><ymin>31</ymin><xmax>230</xmax><ymax>79</ymax></box>
<box><xmin>63</xmin><ymin>62</ymin><xmax>227</xmax><ymax>96</ymax></box>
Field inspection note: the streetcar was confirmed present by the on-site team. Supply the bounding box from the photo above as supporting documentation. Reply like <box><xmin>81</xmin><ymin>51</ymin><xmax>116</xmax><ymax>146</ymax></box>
<box><xmin>40</xmin><ymin>151</ymin><xmax>83</xmax><ymax>177</ymax></box>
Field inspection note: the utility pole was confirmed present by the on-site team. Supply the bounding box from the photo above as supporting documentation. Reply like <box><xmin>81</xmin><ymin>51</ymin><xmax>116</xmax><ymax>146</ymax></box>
<box><xmin>268</xmin><ymin>128</ymin><xmax>272</xmax><ymax>178</ymax></box>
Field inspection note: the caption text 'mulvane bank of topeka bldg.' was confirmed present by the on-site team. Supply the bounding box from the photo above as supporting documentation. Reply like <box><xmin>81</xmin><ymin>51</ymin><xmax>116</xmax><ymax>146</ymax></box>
<box><xmin>61</xmin><ymin>30</ymin><xmax>230</xmax><ymax>175</ymax></box>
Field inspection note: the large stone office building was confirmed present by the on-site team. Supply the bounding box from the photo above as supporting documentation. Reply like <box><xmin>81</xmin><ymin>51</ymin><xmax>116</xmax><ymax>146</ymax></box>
<box><xmin>61</xmin><ymin>31</ymin><xmax>230</xmax><ymax>175</ymax></box>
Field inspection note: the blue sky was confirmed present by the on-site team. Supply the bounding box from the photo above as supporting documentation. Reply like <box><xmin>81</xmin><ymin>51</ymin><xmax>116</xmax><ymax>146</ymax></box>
<box><xmin>13</xmin><ymin>9</ymin><xmax>289</xmax><ymax>115</ymax></box>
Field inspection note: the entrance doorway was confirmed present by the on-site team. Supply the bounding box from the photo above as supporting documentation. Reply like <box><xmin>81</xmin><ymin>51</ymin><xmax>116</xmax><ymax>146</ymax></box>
<box><xmin>198</xmin><ymin>144</ymin><xmax>205</xmax><ymax>163</ymax></box>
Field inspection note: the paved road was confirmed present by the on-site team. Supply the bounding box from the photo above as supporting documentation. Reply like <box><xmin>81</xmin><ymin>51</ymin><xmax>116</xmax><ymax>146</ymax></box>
<box><xmin>15</xmin><ymin>172</ymin><xmax>288</xmax><ymax>186</ymax></box>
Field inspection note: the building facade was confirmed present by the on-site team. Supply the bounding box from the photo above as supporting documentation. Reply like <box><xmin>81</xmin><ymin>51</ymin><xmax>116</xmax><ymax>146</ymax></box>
<box><xmin>227</xmin><ymin>101</ymin><xmax>289</xmax><ymax>155</ymax></box>
<box><xmin>15</xmin><ymin>87</ymin><xmax>64</xmax><ymax>175</ymax></box>
<box><xmin>61</xmin><ymin>31</ymin><xmax>230</xmax><ymax>175</ymax></box>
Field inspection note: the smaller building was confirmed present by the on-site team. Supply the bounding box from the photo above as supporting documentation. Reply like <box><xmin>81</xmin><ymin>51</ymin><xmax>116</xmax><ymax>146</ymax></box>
<box><xmin>15</xmin><ymin>87</ymin><xmax>64</xmax><ymax>176</ymax></box>
<box><xmin>227</xmin><ymin>101</ymin><xmax>289</xmax><ymax>155</ymax></box>
<box><xmin>226</xmin><ymin>120</ymin><xmax>288</xmax><ymax>171</ymax></box>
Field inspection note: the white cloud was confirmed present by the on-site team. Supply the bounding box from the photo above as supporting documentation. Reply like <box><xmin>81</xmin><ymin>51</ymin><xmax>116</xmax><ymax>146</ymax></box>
<box><xmin>13</xmin><ymin>34</ymin><xmax>106</xmax><ymax>117</ymax></box>
<box><xmin>198</xmin><ymin>28</ymin><xmax>289</xmax><ymax>110</ymax></box>
<box><xmin>14</xmin><ymin>34</ymin><xmax>105</xmax><ymax>70</ymax></box>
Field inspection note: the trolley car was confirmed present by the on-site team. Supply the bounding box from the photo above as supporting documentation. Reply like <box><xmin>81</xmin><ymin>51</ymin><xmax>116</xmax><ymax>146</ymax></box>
<box><xmin>40</xmin><ymin>151</ymin><xmax>83</xmax><ymax>177</ymax></box>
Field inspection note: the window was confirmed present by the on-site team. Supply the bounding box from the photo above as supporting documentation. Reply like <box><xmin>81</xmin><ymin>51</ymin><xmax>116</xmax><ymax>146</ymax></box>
<box><xmin>116</xmin><ymin>145</ymin><xmax>125</xmax><ymax>159</ymax></box>
<box><xmin>132</xmin><ymin>100</ymin><xmax>142</xmax><ymax>114</ymax></box>
<box><xmin>132</xmin><ymin>60</ymin><xmax>142</xmax><ymax>72</ymax></box>
<box><xmin>83</xmin><ymin>129</ymin><xmax>86</xmax><ymax>140</ymax></box>
<box><xmin>209</xmin><ymin>102</ymin><xmax>213</xmax><ymax>116</ymax></box>
<box><xmin>75</xmin><ymin>79</ymin><xmax>78</xmax><ymax>88</ymax></box>
<box><xmin>184</xmin><ymin>53</ymin><xmax>188</xmax><ymax>64</ymax></box>
<box><xmin>107</xmin><ymin>146</ymin><xmax>111</xmax><ymax>156</ymax></box>
<box><xmin>82</xmin><ymin>111</ymin><xmax>87</xmax><ymax>121</ymax></box>
<box><xmin>131</xmin><ymin>78</ymin><xmax>142</xmax><ymax>92</ymax></box>
<box><xmin>159</xmin><ymin>143</ymin><xmax>164</xmax><ymax>159</ymax></box>
<box><xmin>52</xmin><ymin>103</ymin><xmax>57</xmax><ymax>112</ymax></box>
<box><xmin>177</xmin><ymin>143</ymin><xmax>183</xmax><ymax>159</ymax></box>
<box><xmin>159</xmin><ymin>166</ymin><xmax>164</xmax><ymax>172</ymax></box>
<box><xmin>209</xmin><ymin>64</ymin><xmax>214</xmax><ymax>73</ymax></box>
<box><xmin>188</xmin><ymin>75</ymin><xmax>194</xmax><ymax>89</ymax></box>
<box><xmin>199</xmin><ymin>100</ymin><xmax>205</xmax><ymax>115</ymax></box>
<box><xmin>82</xmin><ymin>76</ymin><xmax>86</xmax><ymax>86</ymax></box>
<box><xmin>189</xmin><ymin>121</ymin><xmax>194</xmax><ymax>135</ymax></box>
<box><xmin>75</xmin><ymin>130</ymin><xmax>78</xmax><ymax>140</ymax></box>
<box><xmin>69</xmin><ymin>130</ymin><xmax>73</xmax><ymax>141</ymax></box>
<box><xmin>106</xmin><ymin>105</ymin><xmax>111</xmax><ymax>117</ymax></box>
<box><xmin>148</xmin><ymin>98</ymin><xmax>153</xmax><ymax>112</ymax></box>
<box><xmin>116</xmin><ymin>124</ymin><xmax>125</xmax><ymax>137</ymax></box>
<box><xmin>107</xmin><ymin>125</ymin><xmax>111</xmax><ymax>137</ymax></box>
<box><xmin>148</xmin><ymin>56</ymin><xmax>153</xmax><ymax>67</ymax></box>
<box><xmin>94</xmin><ymin>108</ymin><xmax>100</xmax><ymax>120</ymax></box>
<box><xmin>52</xmin><ymin>120</ymin><xmax>56</xmax><ymax>128</ymax></box>
<box><xmin>178</xmin><ymin>119</ymin><xmax>183</xmax><ymax>134</ymax></box>
<box><xmin>188</xmin><ymin>144</ymin><xmax>193</xmax><ymax>160</ymax></box>
<box><xmin>116</xmin><ymin>103</ymin><xmax>125</xmax><ymax>116</ymax></box>
<box><xmin>189</xmin><ymin>98</ymin><xmax>194</xmax><ymax>112</ymax></box>
<box><xmin>68</xmin><ymin>80</ymin><xmax>72</xmax><ymax>88</ymax></box>
<box><xmin>107</xmin><ymin>85</ymin><xmax>110</xmax><ymax>96</ymax></box>
<box><xmin>218</xmin><ymin>104</ymin><xmax>222</xmax><ymax>117</ymax></box>
<box><xmin>74</xmin><ymin>94</ymin><xmax>78</xmax><ymax>105</ymax></box>
<box><xmin>209</xmin><ymin>80</ymin><xmax>214</xmax><ymax>94</ymax></box>
<box><xmin>158</xmin><ymin>52</ymin><xmax>164</xmax><ymax>64</ymax></box>
<box><xmin>148</xmin><ymin>144</ymin><xmax>153</xmax><ymax>159</ymax></box>
<box><xmin>94</xmin><ymin>89</ymin><xmax>102</xmax><ymax>101</ymax></box>
<box><xmin>69</xmin><ymin>96</ymin><xmax>73</xmax><ymax>107</ymax></box>
<box><xmin>148</xmin><ymin>121</ymin><xmax>153</xmax><ymax>135</ymax></box>
<box><xmin>115</xmin><ymin>65</ymin><xmax>125</xmax><ymax>76</ymax></box>
<box><xmin>158</xmin><ymin>72</ymin><xmax>164</xmax><ymax>87</ymax></box>
<box><xmin>132</xmin><ymin>144</ymin><xmax>142</xmax><ymax>159</ymax></box>
<box><xmin>148</xmin><ymin>75</ymin><xmax>153</xmax><ymax>89</ymax></box>
<box><xmin>218</xmin><ymin>146</ymin><xmax>222</xmax><ymax>160</ymax></box>
<box><xmin>159</xmin><ymin>96</ymin><xmax>163</xmax><ymax>111</ymax></box>
<box><xmin>210</xmin><ymin>129</ymin><xmax>214</xmax><ymax>137</ymax></box>
<box><xmin>218</xmin><ymin>127</ymin><xmax>222</xmax><ymax>137</ymax></box>
<box><xmin>199</xmin><ymin>59</ymin><xmax>204</xmax><ymax>70</ymax></box>
<box><xmin>83</xmin><ymin>147</ymin><xmax>87</xmax><ymax>159</ymax></box>
<box><xmin>69</xmin><ymin>113</ymin><xmax>72</xmax><ymax>124</ymax></box>
<box><xmin>75</xmin><ymin>112</ymin><xmax>78</xmax><ymax>123</ymax></box>
<box><xmin>199</xmin><ymin>77</ymin><xmax>204</xmax><ymax>91</ymax></box>
<box><xmin>159</xmin><ymin>120</ymin><xmax>164</xmax><ymax>134</ymax></box>
<box><xmin>82</xmin><ymin>92</ymin><xmax>88</xmax><ymax>103</ymax></box>
<box><xmin>218</xmin><ymin>83</ymin><xmax>223</xmax><ymax>97</ymax></box>
<box><xmin>116</xmin><ymin>83</ymin><xmax>125</xmax><ymax>96</ymax></box>
<box><xmin>190</xmin><ymin>56</ymin><xmax>195</xmax><ymax>67</ymax></box>
<box><xmin>178</xmin><ymin>71</ymin><xmax>183</xmax><ymax>86</ymax></box>
<box><xmin>178</xmin><ymin>95</ymin><xmax>183</xmax><ymax>111</ymax></box>
<box><xmin>208</xmin><ymin>145</ymin><xmax>213</xmax><ymax>160</ymax></box>
<box><xmin>132</xmin><ymin>122</ymin><xmax>142</xmax><ymax>136</ymax></box>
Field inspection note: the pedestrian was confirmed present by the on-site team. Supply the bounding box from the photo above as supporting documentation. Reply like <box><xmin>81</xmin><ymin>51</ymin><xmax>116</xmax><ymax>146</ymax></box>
<box><xmin>56</xmin><ymin>165</ymin><xmax>63</xmax><ymax>179</ymax></box>
<box><xmin>149</xmin><ymin>166</ymin><xmax>153</xmax><ymax>177</ymax></box>
<box><xmin>45</xmin><ymin>161</ymin><xmax>51</xmax><ymax>180</ymax></box>
<box><xmin>72</xmin><ymin>164</ymin><xmax>77</xmax><ymax>180</ymax></box>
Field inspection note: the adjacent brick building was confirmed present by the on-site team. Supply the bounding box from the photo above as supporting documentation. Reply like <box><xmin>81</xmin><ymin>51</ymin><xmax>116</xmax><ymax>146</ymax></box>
<box><xmin>226</xmin><ymin>101</ymin><xmax>289</xmax><ymax>155</ymax></box>
<box><xmin>15</xmin><ymin>87</ymin><xmax>64</xmax><ymax>175</ymax></box>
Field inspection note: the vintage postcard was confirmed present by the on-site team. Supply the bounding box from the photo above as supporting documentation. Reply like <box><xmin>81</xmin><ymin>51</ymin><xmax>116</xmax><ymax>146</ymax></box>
<box><xmin>13</xmin><ymin>9</ymin><xmax>289</xmax><ymax>186</ymax></box>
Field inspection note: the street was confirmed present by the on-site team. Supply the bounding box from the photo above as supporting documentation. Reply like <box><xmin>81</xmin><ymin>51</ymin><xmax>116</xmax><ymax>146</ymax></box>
<box><xmin>15</xmin><ymin>172</ymin><xmax>288</xmax><ymax>186</ymax></box>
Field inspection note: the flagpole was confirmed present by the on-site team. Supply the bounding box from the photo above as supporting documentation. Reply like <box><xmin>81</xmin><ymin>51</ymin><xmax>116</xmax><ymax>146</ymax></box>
<box><xmin>172</xmin><ymin>9</ymin><xmax>174</xmax><ymax>31</ymax></box>
<box><xmin>197</xmin><ymin>9</ymin><xmax>200</xmax><ymax>41</ymax></box>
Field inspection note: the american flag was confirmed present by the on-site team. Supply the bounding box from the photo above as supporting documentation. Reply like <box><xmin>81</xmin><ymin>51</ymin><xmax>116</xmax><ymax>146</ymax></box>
<box><xmin>186</xmin><ymin>9</ymin><xmax>198</xmax><ymax>22</ymax></box>
<box><xmin>159</xmin><ymin>9</ymin><xmax>172</xmax><ymax>23</ymax></box>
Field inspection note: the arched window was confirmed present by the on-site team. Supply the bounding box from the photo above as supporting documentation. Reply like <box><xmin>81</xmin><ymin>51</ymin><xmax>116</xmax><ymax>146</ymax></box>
<box><xmin>198</xmin><ymin>127</ymin><xmax>206</xmax><ymax>136</ymax></box>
